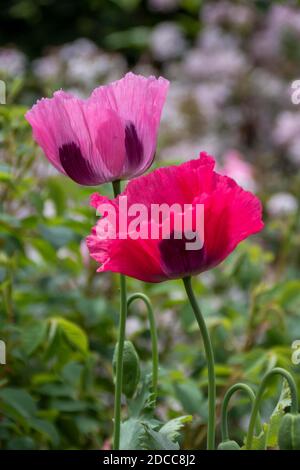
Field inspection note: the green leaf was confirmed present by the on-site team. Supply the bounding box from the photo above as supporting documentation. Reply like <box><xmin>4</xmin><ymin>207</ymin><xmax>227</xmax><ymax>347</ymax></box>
<box><xmin>142</xmin><ymin>424</ymin><xmax>180</xmax><ymax>450</ymax></box>
<box><xmin>159</xmin><ymin>415</ymin><xmax>192</xmax><ymax>442</ymax></box>
<box><xmin>22</xmin><ymin>321</ymin><xmax>48</xmax><ymax>356</ymax></box>
<box><xmin>29</xmin><ymin>418</ymin><xmax>60</xmax><ymax>446</ymax></box>
<box><xmin>128</xmin><ymin>373</ymin><xmax>155</xmax><ymax>418</ymax></box>
<box><xmin>7</xmin><ymin>437</ymin><xmax>36</xmax><ymax>450</ymax></box>
<box><xmin>38</xmin><ymin>225</ymin><xmax>77</xmax><ymax>249</ymax></box>
<box><xmin>0</xmin><ymin>388</ymin><xmax>37</xmax><ymax>420</ymax></box>
<box><xmin>74</xmin><ymin>416</ymin><xmax>99</xmax><ymax>435</ymax></box>
<box><xmin>120</xmin><ymin>418</ymin><xmax>145</xmax><ymax>450</ymax></box>
<box><xmin>266</xmin><ymin>380</ymin><xmax>292</xmax><ymax>448</ymax></box>
<box><xmin>242</xmin><ymin>381</ymin><xmax>292</xmax><ymax>450</ymax></box>
<box><xmin>49</xmin><ymin>317</ymin><xmax>88</xmax><ymax>355</ymax></box>
<box><xmin>173</xmin><ymin>380</ymin><xmax>203</xmax><ymax>415</ymax></box>
<box><xmin>252</xmin><ymin>425</ymin><xmax>268</xmax><ymax>450</ymax></box>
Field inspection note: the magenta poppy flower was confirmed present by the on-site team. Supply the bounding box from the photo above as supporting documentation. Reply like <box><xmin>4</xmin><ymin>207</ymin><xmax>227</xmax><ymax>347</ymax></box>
<box><xmin>86</xmin><ymin>152</ymin><xmax>264</xmax><ymax>282</ymax></box>
<box><xmin>25</xmin><ymin>73</ymin><xmax>169</xmax><ymax>185</ymax></box>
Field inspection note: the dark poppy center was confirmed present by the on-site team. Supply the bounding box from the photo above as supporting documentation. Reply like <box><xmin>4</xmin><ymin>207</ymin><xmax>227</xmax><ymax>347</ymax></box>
<box><xmin>159</xmin><ymin>231</ymin><xmax>205</xmax><ymax>279</ymax></box>
<box><xmin>59</xmin><ymin>142</ymin><xmax>99</xmax><ymax>186</ymax></box>
<box><xmin>125</xmin><ymin>122</ymin><xmax>144</xmax><ymax>170</ymax></box>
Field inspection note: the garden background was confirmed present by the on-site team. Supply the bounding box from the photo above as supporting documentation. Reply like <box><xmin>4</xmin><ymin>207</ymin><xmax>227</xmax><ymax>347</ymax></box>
<box><xmin>1</xmin><ymin>0</ymin><xmax>300</xmax><ymax>450</ymax></box>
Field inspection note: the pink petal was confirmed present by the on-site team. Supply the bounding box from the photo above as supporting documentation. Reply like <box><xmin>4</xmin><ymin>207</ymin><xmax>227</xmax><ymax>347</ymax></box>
<box><xmin>91</xmin><ymin>73</ymin><xmax>169</xmax><ymax>176</ymax></box>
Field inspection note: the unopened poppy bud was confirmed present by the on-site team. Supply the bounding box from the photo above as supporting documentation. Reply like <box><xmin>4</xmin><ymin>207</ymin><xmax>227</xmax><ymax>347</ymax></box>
<box><xmin>113</xmin><ymin>340</ymin><xmax>140</xmax><ymax>398</ymax></box>
<box><xmin>278</xmin><ymin>413</ymin><xmax>300</xmax><ymax>450</ymax></box>
<box><xmin>218</xmin><ymin>440</ymin><xmax>240</xmax><ymax>450</ymax></box>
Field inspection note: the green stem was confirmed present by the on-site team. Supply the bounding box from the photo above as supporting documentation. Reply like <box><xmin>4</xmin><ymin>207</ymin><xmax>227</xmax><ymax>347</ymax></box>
<box><xmin>127</xmin><ymin>293</ymin><xmax>159</xmax><ymax>401</ymax></box>
<box><xmin>112</xmin><ymin>180</ymin><xmax>127</xmax><ymax>451</ymax></box>
<box><xmin>182</xmin><ymin>276</ymin><xmax>216</xmax><ymax>450</ymax></box>
<box><xmin>245</xmin><ymin>367</ymin><xmax>299</xmax><ymax>450</ymax></box>
<box><xmin>221</xmin><ymin>383</ymin><xmax>261</xmax><ymax>441</ymax></box>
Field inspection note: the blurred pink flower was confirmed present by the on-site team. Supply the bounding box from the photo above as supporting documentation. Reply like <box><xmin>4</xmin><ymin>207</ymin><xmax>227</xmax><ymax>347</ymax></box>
<box><xmin>221</xmin><ymin>150</ymin><xmax>257</xmax><ymax>192</ymax></box>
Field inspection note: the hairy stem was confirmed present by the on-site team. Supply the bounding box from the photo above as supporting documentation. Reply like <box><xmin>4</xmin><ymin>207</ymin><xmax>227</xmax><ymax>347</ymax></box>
<box><xmin>183</xmin><ymin>276</ymin><xmax>216</xmax><ymax>450</ymax></box>
<box><xmin>112</xmin><ymin>180</ymin><xmax>127</xmax><ymax>450</ymax></box>
<box><xmin>127</xmin><ymin>293</ymin><xmax>159</xmax><ymax>401</ymax></box>
<box><xmin>221</xmin><ymin>383</ymin><xmax>261</xmax><ymax>441</ymax></box>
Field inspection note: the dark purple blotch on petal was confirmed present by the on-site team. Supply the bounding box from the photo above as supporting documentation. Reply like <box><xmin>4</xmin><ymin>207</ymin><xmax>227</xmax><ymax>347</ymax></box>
<box><xmin>59</xmin><ymin>142</ymin><xmax>100</xmax><ymax>186</ymax></box>
<box><xmin>125</xmin><ymin>122</ymin><xmax>144</xmax><ymax>171</ymax></box>
<box><xmin>159</xmin><ymin>231</ymin><xmax>205</xmax><ymax>278</ymax></box>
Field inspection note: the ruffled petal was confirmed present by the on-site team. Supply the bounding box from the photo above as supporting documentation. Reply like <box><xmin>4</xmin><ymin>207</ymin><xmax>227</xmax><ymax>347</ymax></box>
<box><xmin>122</xmin><ymin>152</ymin><xmax>216</xmax><ymax>208</ymax></box>
<box><xmin>91</xmin><ymin>73</ymin><xmax>169</xmax><ymax>177</ymax></box>
<box><xmin>87</xmin><ymin>221</ymin><xmax>165</xmax><ymax>283</ymax></box>
<box><xmin>87</xmin><ymin>153</ymin><xmax>264</xmax><ymax>282</ymax></box>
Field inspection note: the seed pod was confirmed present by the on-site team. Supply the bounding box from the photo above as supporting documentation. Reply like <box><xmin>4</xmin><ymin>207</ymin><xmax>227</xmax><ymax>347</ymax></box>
<box><xmin>113</xmin><ymin>340</ymin><xmax>140</xmax><ymax>398</ymax></box>
<box><xmin>218</xmin><ymin>440</ymin><xmax>240</xmax><ymax>450</ymax></box>
<box><xmin>278</xmin><ymin>413</ymin><xmax>300</xmax><ymax>450</ymax></box>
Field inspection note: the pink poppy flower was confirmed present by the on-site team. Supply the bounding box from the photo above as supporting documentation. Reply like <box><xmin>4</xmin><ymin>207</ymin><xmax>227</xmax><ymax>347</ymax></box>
<box><xmin>25</xmin><ymin>73</ymin><xmax>169</xmax><ymax>185</ymax></box>
<box><xmin>87</xmin><ymin>152</ymin><xmax>264</xmax><ymax>282</ymax></box>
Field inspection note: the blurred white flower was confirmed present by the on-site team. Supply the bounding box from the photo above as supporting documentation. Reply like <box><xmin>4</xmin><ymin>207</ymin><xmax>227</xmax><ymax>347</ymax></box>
<box><xmin>227</xmin><ymin>287</ymin><xmax>245</xmax><ymax>304</ymax></box>
<box><xmin>185</xmin><ymin>48</ymin><xmax>245</xmax><ymax>80</ymax></box>
<box><xmin>57</xmin><ymin>247</ymin><xmax>77</xmax><ymax>261</ymax></box>
<box><xmin>25</xmin><ymin>245</ymin><xmax>43</xmax><ymax>264</ymax></box>
<box><xmin>288</xmin><ymin>137</ymin><xmax>300</xmax><ymax>164</ymax></box>
<box><xmin>194</xmin><ymin>82</ymin><xmax>231</xmax><ymax>119</ymax></box>
<box><xmin>65</xmin><ymin>53</ymin><xmax>126</xmax><ymax>87</ymax></box>
<box><xmin>197</xmin><ymin>27</ymin><xmax>240</xmax><ymax>50</ymax></box>
<box><xmin>43</xmin><ymin>200</ymin><xmax>56</xmax><ymax>218</ymax></box>
<box><xmin>32</xmin><ymin>55</ymin><xmax>61</xmax><ymax>81</ymax></box>
<box><xmin>126</xmin><ymin>318</ymin><xmax>142</xmax><ymax>336</ymax></box>
<box><xmin>160</xmin><ymin>82</ymin><xmax>190</xmax><ymax>135</ymax></box>
<box><xmin>200</xmin><ymin>271</ymin><xmax>215</xmax><ymax>288</ymax></box>
<box><xmin>273</xmin><ymin>111</ymin><xmax>300</xmax><ymax>145</ymax></box>
<box><xmin>0</xmin><ymin>48</ymin><xmax>26</xmax><ymax>77</ymax></box>
<box><xmin>150</xmin><ymin>22</ymin><xmax>186</xmax><ymax>61</ymax></box>
<box><xmin>160</xmin><ymin>136</ymin><xmax>221</xmax><ymax>163</ymax></box>
<box><xmin>251</xmin><ymin>69</ymin><xmax>286</xmax><ymax>101</ymax></box>
<box><xmin>160</xmin><ymin>140</ymin><xmax>203</xmax><ymax>162</ymax></box>
<box><xmin>268</xmin><ymin>4</ymin><xmax>300</xmax><ymax>35</ymax></box>
<box><xmin>267</xmin><ymin>192</ymin><xmax>298</xmax><ymax>216</ymax></box>
<box><xmin>273</xmin><ymin>111</ymin><xmax>300</xmax><ymax>162</ymax></box>
<box><xmin>185</xmin><ymin>29</ymin><xmax>246</xmax><ymax>80</ymax></box>
<box><xmin>169</xmin><ymin>290</ymin><xmax>185</xmax><ymax>301</ymax></box>
<box><xmin>133</xmin><ymin>63</ymin><xmax>157</xmax><ymax>77</ymax></box>
<box><xmin>58</xmin><ymin>38</ymin><xmax>98</xmax><ymax>60</ymax></box>
<box><xmin>252</xmin><ymin>5</ymin><xmax>300</xmax><ymax>61</ymax></box>
<box><xmin>32</xmin><ymin>39</ymin><xmax>126</xmax><ymax>90</ymax></box>
<box><xmin>203</xmin><ymin>1</ymin><xmax>254</xmax><ymax>27</ymax></box>
<box><xmin>80</xmin><ymin>239</ymin><xmax>90</xmax><ymax>267</ymax></box>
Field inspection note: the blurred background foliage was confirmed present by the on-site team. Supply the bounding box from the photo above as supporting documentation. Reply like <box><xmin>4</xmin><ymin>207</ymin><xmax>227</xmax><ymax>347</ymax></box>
<box><xmin>1</xmin><ymin>0</ymin><xmax>300</xmax><ymax>450</ymax></box>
